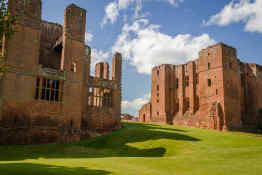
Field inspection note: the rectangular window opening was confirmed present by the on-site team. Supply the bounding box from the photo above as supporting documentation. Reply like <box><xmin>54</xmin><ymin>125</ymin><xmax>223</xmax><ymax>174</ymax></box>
<box><xmin>208</xmin><ymin>79</ymin><xmax>212</xmax><ymax>87</ymax></box>
<box><xmin>35</xmin><ymin>77</ymin><xmax>63</xmax><ymax>102</ymax></box>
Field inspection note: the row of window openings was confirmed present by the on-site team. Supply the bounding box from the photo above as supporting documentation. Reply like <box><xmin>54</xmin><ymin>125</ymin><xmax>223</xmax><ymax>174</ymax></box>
<box><xmin>155</xmin><ymin>87</ymin><xmax>218</xmax><ymax>106</ymax></box>
<box><xmin>209</xmin><ymin>62</ymin><xmax>233</xmax><ymax>69</ymax></box>
<box><xmin>35</xmin><ymin>77</ymin><xmax>63</xmax><ymax>102</ymax></box>
<box><xmin>155</xmin><ymin>98</ymin><xmax>199</xmax><ymax>115</ymax></box>
<box><xmin>88</xmin><ymin>88</ymin><xmax>113</xmax><ymax>107</ymax></box>
<box><xmin>157</xmin><ymin>76</ymin><xmax>218</xmax><ymax>90</ymax></box>
<box><xmin>155</xmin><ymin>62</ymin><xmax>232</xmax><ymax>76</ymax></box>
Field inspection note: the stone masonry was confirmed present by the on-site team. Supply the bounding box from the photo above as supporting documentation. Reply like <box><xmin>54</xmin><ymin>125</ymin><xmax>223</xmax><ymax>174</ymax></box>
<box><xmin>139</xmin><ymin>43</ymin><xmax>262</xmax><ymax>131</ymax></box>
<box><xmin>0</xmin><ymin>0</ymin><xmax>122</xmax><ymax>144</ymax></box>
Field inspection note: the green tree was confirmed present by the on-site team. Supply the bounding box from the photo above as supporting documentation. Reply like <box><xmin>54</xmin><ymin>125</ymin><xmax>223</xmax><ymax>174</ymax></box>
<box><xmin>0</xmin><ymin>0</ymin><xmax>16</xmax><ymax>74</ymax></box>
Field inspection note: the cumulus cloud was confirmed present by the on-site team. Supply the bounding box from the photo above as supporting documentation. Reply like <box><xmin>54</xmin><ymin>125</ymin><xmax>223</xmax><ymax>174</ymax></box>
<box><xmin>112</xmin><ymin>19</ymin><xmax>216</xmax><ymax>74</ymax></box>
<box><xmin>118</xmin><ymin>0</ymin><xmax>135</xmax><ymax>9</ymax></box>
<box><xmin>85</xmin><ymin>32</ymin><xmax>94</xmax><ymax>43</ymax></box>
<box><xmin>90</xmin><ymin>48</ymin><xmax>110</xmax><ymax>74</ymax></box>
<box><xmin>122</xmin><ymin>93</ymin><xmax>150</xmax><ymax>116</ymax></box>
<box><xmin>102</xmin><ymin>2</ymin><xmax>119</xmax><ymax>26</ymax></box>
<box><xmin>102</xmin><ymin>0</ymin><xmax>184</xmax><ymax>26</ymax></box>
<box><xmin>204</xmin><ymin>0</ymin><xmax>262</xmax><ymax>33</ymax></box>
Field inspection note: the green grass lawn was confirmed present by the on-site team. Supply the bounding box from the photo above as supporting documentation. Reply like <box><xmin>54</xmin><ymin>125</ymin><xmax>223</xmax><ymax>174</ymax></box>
<box><xmin>1</xmin><ymin>122</ymin><xmax>262</xmax><ymax>175</ymax></box>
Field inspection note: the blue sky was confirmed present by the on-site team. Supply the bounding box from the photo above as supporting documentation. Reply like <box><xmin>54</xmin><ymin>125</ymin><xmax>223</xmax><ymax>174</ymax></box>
<box><xmin>42</xmin><ymin>0</ymin><xmax>262</xmax><ymax>116</ymax></box>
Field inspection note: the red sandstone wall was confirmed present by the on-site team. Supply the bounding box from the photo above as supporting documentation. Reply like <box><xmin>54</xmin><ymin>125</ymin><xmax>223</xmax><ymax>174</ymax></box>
<box><xmin>240</xmin><ymin>63</ymin><xmax>262</xmax><ymax>128</ymax></box>
<box><xmin>139</xmin><ymin>103</ymin><xmax>151</xmax><ymax>122</ymax></box>
<box><xmin>0</xmin><ymin>1</ymin><xmax>122</xmax><ymax>144</ymax></box>
<box><xmin>140</xmin><ymin>43</ymin><xmax>252</xmax><ymax>131</ymax></box>
<box><xmin>61</xmin><ymin>4</ymin><xmax>87</xmax><ymax>131</ymax></box>
<box><xmin>85</xmin><ymin>107</ymin><xmax>119</xmax><ymax>131</ymax></box>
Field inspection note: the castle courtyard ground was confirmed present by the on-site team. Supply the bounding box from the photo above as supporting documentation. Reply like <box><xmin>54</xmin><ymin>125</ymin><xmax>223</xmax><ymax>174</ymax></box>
<box><xmin>0</xmin><ymin>122</ymin><xmax>262</xmax><ymax>175</ymax></box>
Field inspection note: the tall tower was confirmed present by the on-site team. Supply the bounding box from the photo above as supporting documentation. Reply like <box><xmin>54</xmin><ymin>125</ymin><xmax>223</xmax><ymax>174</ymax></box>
<box><xmin>61</xmin><ymin>4</ymin><xmax>87</xmax><ymax>129</ymax></box>
<box><xmin>221</xmin><ymin>44</ymin><xmax>242</xmax><ymax>130</ymax></box>
<box><xmin>3</xmin><ymin>0</ymin><xmax>41</xmax><ymax>103</ymax></box>
<box><xmin>112</xmin><ymin>52</ymin><xmax>122</xmax><ymax>125</ymax></box>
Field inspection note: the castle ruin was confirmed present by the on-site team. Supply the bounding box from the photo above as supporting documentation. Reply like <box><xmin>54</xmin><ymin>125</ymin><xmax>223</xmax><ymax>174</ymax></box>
<box><xmin>139</xmin><ymin>43</ymin><xmax>262</xmax><ymax>131</ymax></box>
<box><xmin>0</xmin><ymin>0</ymin><xmax>122</xmax><ymax>144</ymax></box>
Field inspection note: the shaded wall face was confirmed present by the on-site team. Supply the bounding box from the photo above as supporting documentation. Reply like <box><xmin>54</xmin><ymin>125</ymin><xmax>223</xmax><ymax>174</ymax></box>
<box><xmin>221</xmin><ymin>46</ymin><xmax>242</xmax><ymax>129</ymax></box>
<box><xmin>241</xmin><ymin>64</ymin><xmax>262</xmax><ymax>126</ymax></box>
<box><xmin>85</xmin><ymin>107</ymin><xmax>118</xmax><ymax>131</ymax></box>
<box><xmin>0</xmin><ymin>100</ymin><xmax>81</xmax><ymax>144</ymax></box>
<box><xmin>151</xmin><ymin>66</ymin><xmax>167</xmax><ymax>122</ymax></box>
<box><xmin>139</xmin><ymin>103</ymin><xmax>151</xmax><ymax>122</ymax></box>
<box><xmin>39</xmin><ymin>22</ymin><xmax>63</xmax><ymax>69</ymax></box>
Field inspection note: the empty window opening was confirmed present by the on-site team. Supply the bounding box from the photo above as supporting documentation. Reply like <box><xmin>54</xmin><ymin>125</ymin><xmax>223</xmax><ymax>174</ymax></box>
<box><xmin>216</xmin><ymin>89</ymin><xmax>218</xmax><ymax>95</ymax></box>
<box><xmin>70</xmin><ymin>120</ymin><xmax>73</xmax><ymax>128</ymax></box>
<box><xmin>35</xmin><ymin>77</ymin><xmax>63</xmax><ymax>102</ymax></box>
<box><xmin>208</xmin><ymin>79</ymin><xmax>212</xmax><ymax>87</ymax></box>
<box><xmin>35</xmin><ymin>77</ymin><xmax>40</xmax><ymax>100</ymax></box>
<box><xmin>175</xmin><ymin>99</ymin><xmax>179</xmax><ymax>112</ymax></box>
<box><xmin>208</xmin><ymin>63</ymin><xmax>211</xmax><ymax>70</ymax></box>
<box><xmin>157</xmin><ymin>112</ymin><xmax>159</xmax><ymax>116</ymax></box>
<box><xmin>185</xmin><ymin>98</ymin><xmax>190</xmax><ymax>111</ymax></box>
<box><xmin>88</xmin><ymin>87</ymin><xmax>113</xmax><ymax>108</ymax></box>
<box><xmin>13</xmin><ymin>117</ymin><xmax>17</xmax><ymax>126</ymax></box>
<box><xmin>195</xmin><ymin>96</ymin><xmax>199</xmax><ymax>111</ymax></box>
<box><xmin>71</xmin><ymin>62</ymin><xmax>77</xmax><ymax>72</ymax></box>
<box><xmin>229</xmin><ymin>62</ymin><xmax>232</xmax><ymax>69</ymax></box>
<box><xmin>157</xmin><ymin>70</ymin><xmax>159</xmax><ymax>76</ymax></box>
<box><xmin>157</xmin><ymin>93</ymin><xmax>159</xmax><ymax>97</ymax></box>
<box><xmin>196</xmin><ymin>74</ymin><xmax>199</xmax><ymax>84</ymax></box>
<box><xmin>156</xmin><ymin>99</ymin><xmax>159</xmax><ymax>103</ymax></box>
<box><xmin>185</xmin><ymin>76</ymin><xmax>189</xmax><ymax>87</ymax></box>
<box><xmin>176</xmin><ymin>78</ymin><xmax>179</xmax><ymax>89</ymax></box>
<box><xmin>157</xmin><ymin>85</ymin><xmax>159</xmax><ymax>91</ymax></box>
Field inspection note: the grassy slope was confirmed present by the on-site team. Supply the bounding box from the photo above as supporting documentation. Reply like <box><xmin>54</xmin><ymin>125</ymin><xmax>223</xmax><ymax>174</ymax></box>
<box><xmin>0</xmin><ymin>122</ymin><xmax>262</xmax><ymax>175</ymax></box>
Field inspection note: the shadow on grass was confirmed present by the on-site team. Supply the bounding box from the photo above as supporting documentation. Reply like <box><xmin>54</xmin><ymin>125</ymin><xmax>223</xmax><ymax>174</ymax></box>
<box><xmin>0</xmin><ymin>163</ymin><xmax>111</xmax><ymax>175</ymax></box>
<box><xmin>0</xmin><ymin>122</ymin><xmax>200</xmax><ymax>161</ymax></box>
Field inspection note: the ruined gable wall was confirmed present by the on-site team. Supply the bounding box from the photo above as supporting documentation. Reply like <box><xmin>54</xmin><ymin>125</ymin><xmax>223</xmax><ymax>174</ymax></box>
<box><xmin>39</xmin><ymin>21</ymin><xmax>63</xmax><ymax>69</ymax></box>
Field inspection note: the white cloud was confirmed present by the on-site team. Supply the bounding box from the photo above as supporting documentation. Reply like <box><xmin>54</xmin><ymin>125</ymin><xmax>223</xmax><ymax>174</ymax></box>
<box><xmin>90</xmin><ymin>48</ymin><xmax>110</xmax><ymax>74</ymax></box>
<box><xmin>122</xmin><ymin>93</ymin><xmax>150</xmax><ymax>116</ymax></box>
<box><xmin>101</xmin><ymin>2</ymin><xmax>119</xmax><ymax>26</ymax></box>
<box><xmin>118</xmin><ymin>0</ymin><xmax>135</xmax><ymax>9</ymax></box>
<box><xmin>167</xmin><ymin>0</ymin><xmax>184</xmax><ymax>7</ymax></box>
<box><xmin>204</xmin><ymin>0</ymin><xmax>262</xmax><ymax>33</ymax></box>
<box><xmin>85</xmin><ymin>32</ymin><xmax>94</xmax><ymax>43</ymax></box>
<box><xmin>112</xmin><ymin>19</ymin><xmax>216</xmax><ymax>74</ymax></box>
<box><xmin>102</xmin><ymin>0</ymin><xmax>184</xmax><ymax>26</ymax></box>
